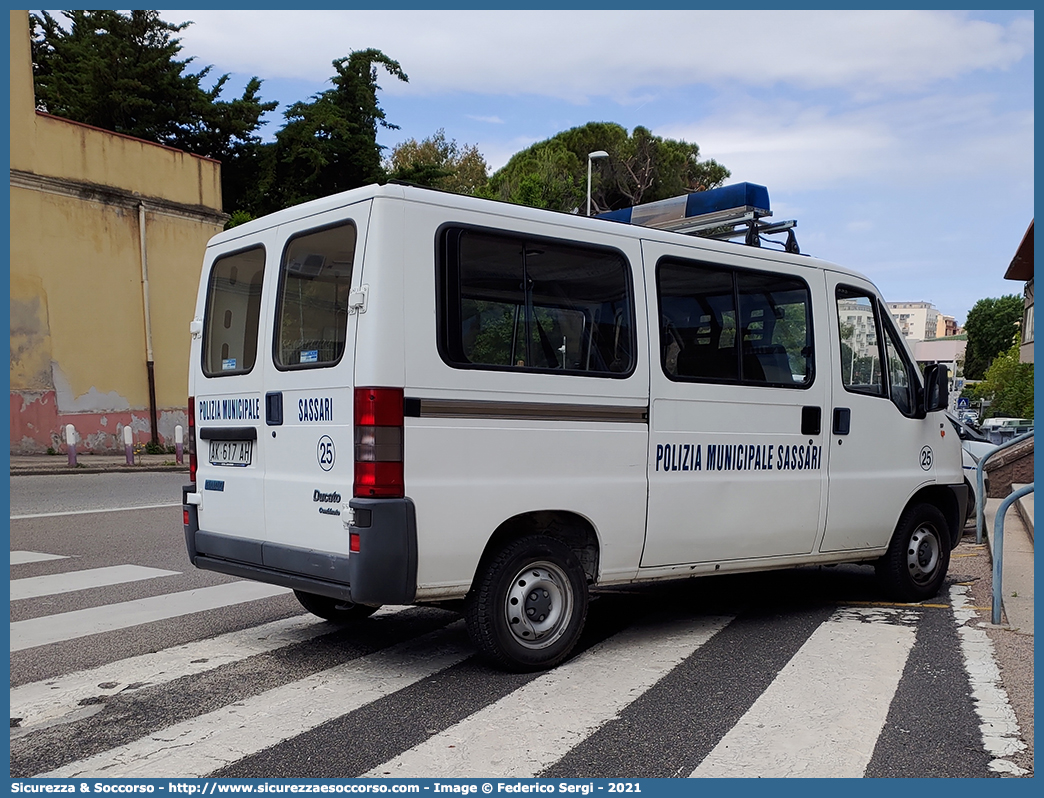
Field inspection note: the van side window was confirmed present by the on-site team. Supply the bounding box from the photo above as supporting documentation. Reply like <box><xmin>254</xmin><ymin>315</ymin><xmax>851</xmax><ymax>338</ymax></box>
<box><xmin>202</xmin><ymin>247</ymin><xmax>265</xmax><ymax>377</ymax></box>
<box><xmin>658</xmin><ymin>258</ymin><xmax>813</xmax><ymax>386</ymax></box>
<box><xmin>438</xmin><ymin>227</ymin><xmax>635</xmax><ymax>376</ymax></box>
<box><xmin>835</xmin><ymin>287</ymin><xmax>884</xmax><ymax>396</ymax></box>
<box><xmin>275</xmin><ymin>222</ymin><xmax>357</xmax><ymax>369</ymax></box>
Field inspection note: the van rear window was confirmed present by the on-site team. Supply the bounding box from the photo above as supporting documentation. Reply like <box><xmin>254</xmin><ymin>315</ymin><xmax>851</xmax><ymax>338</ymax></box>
<box><xmin>438</xmin><ymin>227</ymin><xmax>635</xmax><ymax>377</ymax></box>
<box><xmin>202</xmin><ymin>247</ymin><xmax>265</xmax><ymax>377</ymax></box>
<box><xmin>275</xmin><ymin>222</ymin><xmax>357</xmax><ymax>369</ymax></box>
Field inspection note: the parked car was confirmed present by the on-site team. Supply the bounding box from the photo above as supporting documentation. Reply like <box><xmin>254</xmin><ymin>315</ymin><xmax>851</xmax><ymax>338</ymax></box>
<box><xmin>978</xmin><ymin>417</ymin><xmax>1034</xmax><ymax>445</ymax></box>
<box><xmin>949</xmin><ymin>413</ymin><xmax>994</xmax><ymax>459</ymax></box>
<box><xmin>948</xmin><ymin>414</ymin><xmax>993</xmax><ymax>521</ymax></box>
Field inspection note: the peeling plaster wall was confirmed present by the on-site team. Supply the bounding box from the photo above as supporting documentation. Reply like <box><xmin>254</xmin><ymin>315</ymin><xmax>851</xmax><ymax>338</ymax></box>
<box><xmin>9</xmin><ymin>11</ymin><xmax>225</xmax><ymax>454</ymax></box>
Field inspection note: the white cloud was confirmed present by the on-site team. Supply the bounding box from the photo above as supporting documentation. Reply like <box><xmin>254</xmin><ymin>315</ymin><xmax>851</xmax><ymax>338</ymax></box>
<box><xmin>658</xmin><ymin>90</ymin><xmax>1033</xmax><ymax>193</ymax></box>
<box><xmin>165</xmin><ymin>10</ymin><xmax>1031</xmax><ymax>101</ymax></box>
<box><xmin>467</xmin><ymin>115</ymin><xmax>505</xmax><ymax>124</ymax></box>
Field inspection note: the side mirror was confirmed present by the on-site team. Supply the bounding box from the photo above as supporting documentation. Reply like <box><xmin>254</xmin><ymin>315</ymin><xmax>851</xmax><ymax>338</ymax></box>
<box><xmin>922</xmin><ymin>364</ymin><xmax>949</xmax><ymax>413</ymax></box>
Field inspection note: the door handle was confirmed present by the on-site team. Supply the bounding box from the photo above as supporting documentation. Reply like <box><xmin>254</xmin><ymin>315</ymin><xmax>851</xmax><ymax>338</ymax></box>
<box><xmin>801</xmin><ymin>406</ymin><xmax>821</xmax><ymax>436</ymax></box>
<box><xmin>266</xmin><ymin>391</ymin><xmax>283</xmax><ymax>426</ymax></box>
<box><xmin>832</xmin><ymin>407</ymin><xmax>851</xmax><ymax>435</ymax></box>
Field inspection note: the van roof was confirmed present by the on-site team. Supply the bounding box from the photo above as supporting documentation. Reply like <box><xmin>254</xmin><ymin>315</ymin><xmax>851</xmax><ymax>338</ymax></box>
<box><xmin>207</xmin><ymin>182</ymin><xmax>872</xmax><ymax>285</ymax></box>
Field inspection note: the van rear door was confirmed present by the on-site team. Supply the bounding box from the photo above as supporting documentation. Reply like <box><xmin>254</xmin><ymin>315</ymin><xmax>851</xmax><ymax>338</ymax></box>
<box><xmin>194</xmin><ymin>241</ymin><xmax>271</xmax><ymax>551</ymax></box>
<box><xmin>260</xmin><ymin>204</ymin><xmax>371</xmax><ymax>573</ymax></box>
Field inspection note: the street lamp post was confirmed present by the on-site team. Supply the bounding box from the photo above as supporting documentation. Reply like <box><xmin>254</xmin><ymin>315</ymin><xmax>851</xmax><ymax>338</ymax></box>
<box><xmin>587</xmin><ymin>150</ymin><xmax>608</xmax><ymax>216</ymax></box>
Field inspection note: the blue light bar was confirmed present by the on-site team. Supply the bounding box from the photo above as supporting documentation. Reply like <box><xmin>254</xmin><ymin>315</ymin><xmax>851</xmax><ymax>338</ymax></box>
<box><xmin>598</xmin><ymin>182</ymin><xmax>770</xmax><ymax>228</ymax></box>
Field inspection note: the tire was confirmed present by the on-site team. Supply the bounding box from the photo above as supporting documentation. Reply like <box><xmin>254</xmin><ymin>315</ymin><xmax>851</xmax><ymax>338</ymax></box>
<box><xmin>875</xmin><ymin>503</ymin><xmax>951</xmax><ymax>602</ymax></box>
<box><xmin>466</xmin><ymin>535</ymin><xmax>588</xmax><ymax>672</ymax></box>
<box><xmin>293</xmin><ymin>590</ymin><xmax>380</xmax><ymax>623</ymax></box>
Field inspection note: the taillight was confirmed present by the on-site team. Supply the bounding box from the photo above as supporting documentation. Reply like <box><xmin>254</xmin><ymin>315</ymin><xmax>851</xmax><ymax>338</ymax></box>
<box><xmin>354</xmin><ymin>387</ymin><xmax>404</xmax><ymax>498</ymax></box>
<box><xmin>187</xmin><ymin>397</ymin><xmax>197</xmax><ymax>485</ymax></box>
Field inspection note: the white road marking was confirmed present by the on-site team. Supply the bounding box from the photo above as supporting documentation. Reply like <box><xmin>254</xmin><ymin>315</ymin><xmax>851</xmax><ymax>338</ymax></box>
<box><xmin>10</xmin><ymin>551</ymin><xmax>70</xmax><ymax>565</ymax></box>
<box><xmin>367</xmin><ymin>614</ymin><xmax>732</xmax><ymax>778</ymax></box>
<box><xmin>10</xmin><ymin>503</ymin><xmax>180</xmax><ymax>520</ymax></box>
<box><xmin>950</xmin><ymin>584</ymin><xmax>1028</xmax><ymax>775</ymax></box>
<box><xmin>10</xmin><ymin>608</ymin><xmax>405</xmax><ymax>733</ymax></box>
<box><xmin>40</xmin><ymin>622</ymin><xmax>471</xmax><ymax>778</ymax></box>
<box><xmin>10</xmin><ymin>565</ymin><xmax>180</xmax><ymax>600</ymax></box>
<box><xmin>10</xmin><ymin>582</ymin><xmax>291</xmax><ymax>652</ymax></box>
<box><xmin>690</xmin><ymin>606</ymin><xmax>917</xmax><ymax>778</ymax></box>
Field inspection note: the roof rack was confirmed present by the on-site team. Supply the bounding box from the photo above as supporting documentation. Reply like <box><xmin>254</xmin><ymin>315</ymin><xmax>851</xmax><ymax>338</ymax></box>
<box><xmin>597</xmin><ymin>182</ymin><xmax>800</xmax><ymax>254</ymax></box>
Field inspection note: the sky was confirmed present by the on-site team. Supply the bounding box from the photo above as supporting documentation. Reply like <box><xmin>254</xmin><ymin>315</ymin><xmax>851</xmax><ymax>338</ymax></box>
<box><xmin>162</xmin><ymin>8</ymin><xmax>1034</xmax><ymax>325</ymax></box>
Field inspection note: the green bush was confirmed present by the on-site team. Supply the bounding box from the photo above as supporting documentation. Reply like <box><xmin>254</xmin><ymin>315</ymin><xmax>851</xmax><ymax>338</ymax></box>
<box><xmin>972</xmin><ymin>342</ymin><xmax>1034</xmax><ymax>419</ymax></box>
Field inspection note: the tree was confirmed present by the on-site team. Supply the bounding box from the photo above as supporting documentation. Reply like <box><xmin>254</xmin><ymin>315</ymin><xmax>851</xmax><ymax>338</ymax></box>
<box><xmin>386</xmin><ymin>129</ymin><xmax>489</xmax><ymax>195</ymax></box>
<box><xmin>972</xmin><ymin>341</ymin><xmax>1033</xmax><ymax>419</ymax></box>
<box><xmin>963</xmin><ymin>295</ymin><xmax>1023</xmax><ymax>379</ymax></box>
<box><xmin>486</xmin><ymin>122</ymin><xmax>730</xmax><ymax>214</ymax></box>
<box><xmin>30</xmin><ymin>11</ymin><xmax>275</xmax><ymax>165</ymax></box>
<box><xmin>260</xmin><ymin>50</ymin><xmax>407</xmax><ymax>212</ymax></box>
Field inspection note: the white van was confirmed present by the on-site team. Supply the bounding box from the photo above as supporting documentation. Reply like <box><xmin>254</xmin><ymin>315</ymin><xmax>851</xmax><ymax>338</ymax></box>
<box><xmin>182</xmin><ymin>182</ymin><xmax>966</xmax><ymax>671</ymax></box>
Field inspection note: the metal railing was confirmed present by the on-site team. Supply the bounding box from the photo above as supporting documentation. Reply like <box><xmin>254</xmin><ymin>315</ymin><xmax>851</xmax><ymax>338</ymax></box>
<box><xmin>971</xmin><ymin>430</ymin><xmax>1034</xmax><ymax>626</ymax></box>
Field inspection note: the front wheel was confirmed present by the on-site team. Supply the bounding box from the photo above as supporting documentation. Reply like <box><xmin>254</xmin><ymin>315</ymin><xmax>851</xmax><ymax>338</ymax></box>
<box><xmin>293</xmin><ymin>590</ymin><xmax>380</xmax><ymax>623</ymax></box>
<box><xmin>466</xmin><ymin>535</ymin><xmax>588</xmax><ymax>672</ymax></box>
<box><xmin>875</xmin><ymin>503</ymin><xmax>951</xmax><ymax>602</ymax></box>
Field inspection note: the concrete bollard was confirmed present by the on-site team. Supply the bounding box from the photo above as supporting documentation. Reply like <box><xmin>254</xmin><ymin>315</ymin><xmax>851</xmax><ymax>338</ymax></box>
<box><xmin>124</xmin><ymin>425</ymin><xmax>134</xmax><ymax>466</ymax></box>
<box><xmin>65</xmin><ymin>424</ymin><xmax>77</xmax><ymax>467</ymax></box>
<box><xmin>175</xmin><ymin>424</ymin><xmax>184</xmax><ymax>465</ymax></box>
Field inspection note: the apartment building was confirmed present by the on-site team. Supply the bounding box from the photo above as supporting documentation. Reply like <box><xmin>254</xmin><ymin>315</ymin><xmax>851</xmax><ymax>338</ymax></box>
<box><xmin>887</xmin><ymin>301</ymin><xmax>940</xmax><ymax>342</ymax></box>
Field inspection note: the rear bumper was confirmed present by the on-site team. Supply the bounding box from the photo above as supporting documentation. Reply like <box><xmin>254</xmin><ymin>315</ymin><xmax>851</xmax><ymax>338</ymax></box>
<box><xmin>182</xmin><ymin>487</ymin><xmax>418</xmax><ymax>605</ymax></box>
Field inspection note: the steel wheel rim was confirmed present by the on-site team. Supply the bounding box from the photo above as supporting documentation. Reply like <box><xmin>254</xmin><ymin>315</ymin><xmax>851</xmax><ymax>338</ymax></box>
<box><xmin>907</xmin><ymin>525</ymin><xmax>941</xmax><ymax>585</ymax></box>
<box><xmin>504</xmin><ymin>560</ymin><xmax>573</xmax><ymax>650</ymax></box>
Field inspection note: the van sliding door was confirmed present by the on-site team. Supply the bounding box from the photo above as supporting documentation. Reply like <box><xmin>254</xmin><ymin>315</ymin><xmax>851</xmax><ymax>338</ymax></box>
<box><xmin>641</xmin><ymin>243</ymin><xmax>829</xmax><ymax>567</ymax></box>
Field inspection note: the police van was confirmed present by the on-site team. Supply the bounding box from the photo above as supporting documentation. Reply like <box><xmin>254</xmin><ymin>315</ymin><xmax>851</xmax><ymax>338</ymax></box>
<box><xmin>182</xmin><ymin>181</ymin><xmax>966</xmax><ymax>671</ymax></box>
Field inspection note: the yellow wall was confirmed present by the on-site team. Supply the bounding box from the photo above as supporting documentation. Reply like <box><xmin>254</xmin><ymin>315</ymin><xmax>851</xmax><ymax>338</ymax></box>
<box><xmin>9</xmin><ymin>10</ymin><xmax>228</xmax><ymax>452</ymax></box>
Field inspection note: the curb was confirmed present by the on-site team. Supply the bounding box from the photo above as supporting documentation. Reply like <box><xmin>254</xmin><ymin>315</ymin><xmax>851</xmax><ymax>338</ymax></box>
<box><xmin>11</xmin><ymin>464</ymin><xmax>189</xmax><ymax>476</ymax></box>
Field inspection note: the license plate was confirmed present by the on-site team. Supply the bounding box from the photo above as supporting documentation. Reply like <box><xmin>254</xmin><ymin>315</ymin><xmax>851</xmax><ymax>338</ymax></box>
<box><xmin>209</xmin><ymin>439</ymin><xmax>252</xmax><ymax>466</ymax></box>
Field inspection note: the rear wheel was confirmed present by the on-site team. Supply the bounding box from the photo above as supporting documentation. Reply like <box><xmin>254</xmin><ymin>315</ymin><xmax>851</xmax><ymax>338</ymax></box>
<box><xmin>876</xmin><ymin>503</ymin><xmax>951</xmax><ymax>602</ymax></box>
<box><xmin>293</xmin><ymin>590</ymin><xmax>379</xmax><ymax>623</ymax></box>
<box><xmin>466</xmin><ymin>535</ymin><xmax>588</xmax><ymax>672</ymax></box>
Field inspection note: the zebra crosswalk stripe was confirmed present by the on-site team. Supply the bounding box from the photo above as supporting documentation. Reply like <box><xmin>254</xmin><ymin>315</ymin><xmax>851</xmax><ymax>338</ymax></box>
<box><xmin>689</xmin><ymin>606</ymin><xmax>917</xmax><ymax>778</ymax></box>
<box><xmin>10</xmin><ymin>565</ymin><xmax>180</xmax><ymax>600</ymax></box>
<box><xmin>10</xmin><ymin>612</ymin><xmax>375</xmax><ymax>732</ymax></box>
<box><xmin>367</xmin><ymin>614</ymin><xmax>732</xmax><ymax>778</ymax></box>
<box><xmin>40</xmin><ymin>622</ymin><xmax>473</xmax><ymax>779</ymax></box>
<box><xmin>10</xmin><ymin>581</ymin><xmax>291</xmax><ymax>652</ymax></box>
<box><xmin>10</xmin><ymin>551</ymin><xmax>70</xmax><ymax>565</ymax></box>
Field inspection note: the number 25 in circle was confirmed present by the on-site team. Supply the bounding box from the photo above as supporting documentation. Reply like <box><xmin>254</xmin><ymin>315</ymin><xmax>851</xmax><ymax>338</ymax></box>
<box><xmin>919</xmin><ymin>446</ymin><xmax>933</xmax><ymax>471</ymax></box>
<box><xmin>317</xmin><ymin>435</ymin><xmax>335</xmax><ymax>471</ymax></box>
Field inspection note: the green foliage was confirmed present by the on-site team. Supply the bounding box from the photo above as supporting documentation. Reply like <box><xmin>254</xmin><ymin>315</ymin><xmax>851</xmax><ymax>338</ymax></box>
<box><xmin>386</xmin><ymin>129</ymin><xmax>489</xmax><ymax>195</ymax></box>
<box><xmin>963</xmin><ymin>295</ymin><xmax>1023</xmax><ymax>380</ymax></box>
<box><xmin>487</xmin><ymin>122</ymin><xmax>730</xmax><ymax>214</ymax></box>
<box><xmin>30</xmin><ymin>10</ymin><xmax>276</xmax><ymax>215</ymax></box>
<box><xmin>972</xmin><ymin>342</ymin><xmax>1033</xmax><ymax>419</ymax></box>
<box><xmin>30</xmin><ymin>11</ymin><xmax>275</xmax><ymax>161</ymax></box>
<box><xmin>224</xmin><ymin>210</ymin><xmax>256</xmax><ymax>230</ymax></box>
<box><xmin>257</xmin><ymin>50</ymin><xmax>407</xmax><ymax>213</ymax></box>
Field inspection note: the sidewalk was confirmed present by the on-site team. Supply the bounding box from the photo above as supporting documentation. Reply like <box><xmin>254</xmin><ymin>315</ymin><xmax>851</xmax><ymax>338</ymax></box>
<box><xmin>981</xmin><ymin>490</ymin><xmax>1035</xmax><ymax>636</ymax></box>
<box><xmin>9</xmin><ymin>452</ymin><xmax>189</xmax><ymax>476</ymax></box>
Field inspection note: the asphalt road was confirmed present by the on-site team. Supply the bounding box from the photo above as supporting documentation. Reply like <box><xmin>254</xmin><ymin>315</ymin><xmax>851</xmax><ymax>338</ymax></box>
<box><xmin>8</xmin><ymin>472</ymin><xmax>1033</xmax><ymax>779</ymax></box>
<box><xmin>10</xmin><ymin>471</ymin><xmax>188</xmax><ymax>517</ymax></box>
